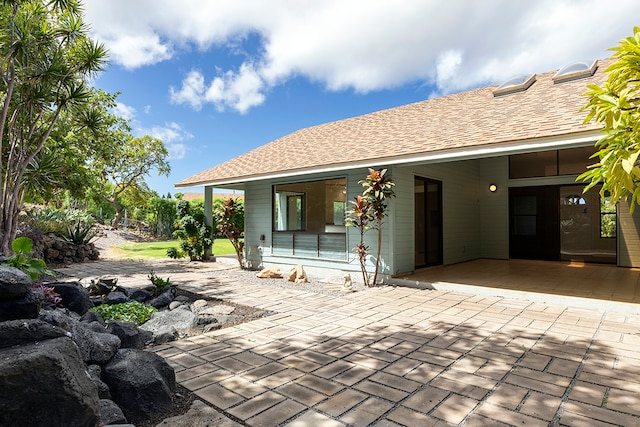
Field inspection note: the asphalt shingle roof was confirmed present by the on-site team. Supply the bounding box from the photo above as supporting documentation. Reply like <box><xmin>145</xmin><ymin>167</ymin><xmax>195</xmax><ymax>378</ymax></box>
<box><xmin>176</xmin><ymin>59</ymin><xmax>609</xmax><ymax>187</ymax></box>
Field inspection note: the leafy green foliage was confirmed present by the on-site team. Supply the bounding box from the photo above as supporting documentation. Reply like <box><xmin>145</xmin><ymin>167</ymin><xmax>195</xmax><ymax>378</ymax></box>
<box><xmin>147</xmin><ymin>196</ymin><xmax>177</xmax><ymax>237</ymax></box>
<box><xmin>172</xmin><ymin>200</ymin><xmax>214</xmax><ymax>261</ymax></box>
<box><xmin>91</xmin><ymin>302</ymin><xmax>157</xmax><ymax>326</ymax></box>
<box><xmin>166</xmin><ymin>247</ymin><xmax>181</xmax><ymax>259</ymax></box>
<box><xmin>147</xmin><ymin>270</ymin><xmax>172</xmax><ymax>296</ymax></box>
<box><xmin>0</xmin><ymin>0</ymin><xmax>108</xmax><ymax>253</ymax></box>
<box><xmin>215</xmin><ymin>198</ymin><xmax>245</xmax><ymax>268</ymax></box>
<box><xmin>579</xmin><ymin>27</ymin><xmax>640</xmax><ymax>212</ymax></box>
<box><xmin>3</xmin><ymin>237</ymin><xmax>54</xmax><ymax>281</ymax></box>
<box><xmin>346</xmin><ymin>169</ymin><xmax>395</xmax><ymax>286</ymax></box>
<box><xmin>25</xmin><ymin>207</ymin><xmax>97</xmax><ymax>244</ymax></box>
<box><xmin>93</xmin><ymin>135</ymin><xmax>170</xmax><ymax>228</ymax></box>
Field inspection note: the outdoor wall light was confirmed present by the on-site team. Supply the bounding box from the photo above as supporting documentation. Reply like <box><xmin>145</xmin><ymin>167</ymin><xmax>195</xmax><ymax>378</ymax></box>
<box><xmin>489</xmin><ymin>184</ymin><xmax>498</xmax><ymax>193</ymax></box>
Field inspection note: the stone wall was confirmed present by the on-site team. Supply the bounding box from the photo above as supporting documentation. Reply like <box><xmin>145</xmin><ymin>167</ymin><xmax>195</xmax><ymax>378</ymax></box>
<box><xmin>18</xmin><ymin>225</ymin><xmax>100</xmax><ymax>265</ymax></box>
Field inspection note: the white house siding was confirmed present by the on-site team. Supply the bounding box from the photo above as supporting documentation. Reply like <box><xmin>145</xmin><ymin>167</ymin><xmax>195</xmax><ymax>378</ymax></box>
<box><xmin>390</xmin><ymin>160</ymin><xmax>482</xmax><ymax>271</ymax></box>
<box><xmin>479</xmin><ymin>157</ymin><xmax>509</xmax><ymax>259</ymax></box>
<box><xmin>389</xmin><ymin>166</ymin><xmax>415</xmax><ymax>275</ymax></box>
<box><xmin>438</xmin><ymin>160</ymin><xmax>482</xmax><ymax>265</ymax></box>
<box><xmin>243</xmin><ymin>181</ymin><xmax>273</xmax><ymax>257</ymax></box>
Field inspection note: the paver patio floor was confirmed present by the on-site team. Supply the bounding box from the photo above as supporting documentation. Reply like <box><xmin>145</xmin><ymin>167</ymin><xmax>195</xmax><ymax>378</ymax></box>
<box><xmin>58</xmin><ymin>259</ymin><xmax>640</xmax><ymax>426</ymax></box>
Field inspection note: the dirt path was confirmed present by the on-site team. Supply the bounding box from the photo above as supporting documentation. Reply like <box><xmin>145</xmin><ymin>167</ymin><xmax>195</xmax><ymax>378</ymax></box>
<box><xmin>92</xmin><ymin>225</ymin><xmax>148</xmax><ymax>259</ymax></box>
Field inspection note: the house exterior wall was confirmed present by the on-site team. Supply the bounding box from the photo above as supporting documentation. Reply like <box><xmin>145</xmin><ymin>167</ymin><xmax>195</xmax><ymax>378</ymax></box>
<box><xmin>235</xmin><ymin>152</ymin><xmax>640</xmax><ymax>279</ymax></box>
<box><xmin>618</xmin><ymin>201</ymin><xmax>640</xmax><ymax>267</ymax></box>
<box><xmin>479</xmin><ymin>157</ymin><xmax>509</xmax><ymax>259</ymax></box>
<box><xmin>390</xmin><ymin>159</ymin><xmax>485</xmax><ymax>273</ymax></box>
<box><xmin>244</xmin><ymin>180</ymin><xmax>272</xmax><ymax>248</ymax></box>
<box><xmin>241</xmin><ymin>169</ymin><xmax>391</xmax><ymax>280</ymax></box>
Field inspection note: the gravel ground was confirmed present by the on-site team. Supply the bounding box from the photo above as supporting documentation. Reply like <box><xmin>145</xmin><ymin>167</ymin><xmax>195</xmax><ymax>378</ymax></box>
<box><xmin>93</xmin><ymin>225</ymin><xmax>367</xmax><ymax>295</ymax></box>
<box><xmin>205</xmin><ymin>264</ymin><xmax>367</xmax><ymax>296</ymax></box>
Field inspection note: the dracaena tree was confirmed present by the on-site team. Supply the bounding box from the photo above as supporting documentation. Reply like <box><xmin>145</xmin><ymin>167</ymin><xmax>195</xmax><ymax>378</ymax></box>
<box><xmin>346</xmin><ymin>195</ymin><xmax>373</xmax><ymax>286</ymax></box>
<box><xmin>0</xmin><ymin>0</ymin><xmax>108</xmax><ymax>253</ymax></box>
<box><xmin>579</xmin><ymin>26</ymin><xmax>640</xmax><ymax>211</ymax></box>
<box><xmin>346</xmin><ymin>168</ymin><xmax>395</xmax><ymax>286</ymax></box>
<box><xmin>215</xmin><ymin>198</ymin><xmax>245</xmax><ymax>268</ymax></box>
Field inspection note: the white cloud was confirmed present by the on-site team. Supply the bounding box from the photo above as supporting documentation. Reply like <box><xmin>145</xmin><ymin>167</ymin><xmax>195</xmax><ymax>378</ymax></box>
<box><xmin>169</xmin><ymin>70</ymin><xmax>206</xmax><ymax>111</ymax></box>
<box><xmin>84</xmin><ymin>0</ymin><xmax>640</xmax><ymax>112</ymax></box>
<box><xmin>136</xmin><ymin>122</ymin><xmax>193</xmax><ymax>160</ymax></box>
<box><xmin>141</xmin><ymin>122</ymin><xmax>194</xmax><ymax>143</ymax></box>
<box><xmin>98</xmin><ymin>99</ymin><xmax>192</xmax><ymax>160</ymax></box>
<box><xmin>112</xmin><ymin>102</ymin><xmax>136</xmax><ymax>121</ymax></box>
<box><xmin>434</xmin><ymin>50</ymin><xmax>464</xmax><ymax>95</ymax></box>
<box><xmin>170</xmin><ymin>64</ymin><xmax>266</xmax><ymax>113</ymax></box>
<box><xmin>167</xmin><ymin>143</ymin><xmax>187</xmax><ymax>160</ymax></box>
<box><xmin>204</xmin><ymin>63</ymin><xmax>265</xmax><ymax>114</ymax></box>
<box><xmin>104</xmin><ymin>33</ymin><xmax>172</xmax><ymax>70</ymax></box>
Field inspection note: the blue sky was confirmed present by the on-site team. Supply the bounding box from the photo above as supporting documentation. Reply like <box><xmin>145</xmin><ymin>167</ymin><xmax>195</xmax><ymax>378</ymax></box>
<box><xmin>82</xmin><ymin>1</ymin><xmax>640</xmax><ymax>196</ymax></box>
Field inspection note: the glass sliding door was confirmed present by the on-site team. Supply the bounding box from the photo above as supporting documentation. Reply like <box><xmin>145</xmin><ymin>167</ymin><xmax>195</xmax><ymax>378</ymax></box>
<box><xmin>559</xmin><ymin>185</ymin><xmax>616</xmax><ymax>263</ymax></box>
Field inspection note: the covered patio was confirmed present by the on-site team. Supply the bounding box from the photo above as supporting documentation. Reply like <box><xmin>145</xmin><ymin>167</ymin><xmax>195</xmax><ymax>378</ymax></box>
<box><xmin>392</xmin><ymin>259</ymin><xmax>640</xmax><ymax>314</ymax></box>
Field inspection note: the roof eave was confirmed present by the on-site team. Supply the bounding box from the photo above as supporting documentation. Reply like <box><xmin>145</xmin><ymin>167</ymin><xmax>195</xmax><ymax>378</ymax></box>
<box><xmin>175</xmin><ymin>129</ymin><xmax>603</xmax><ymax>188</ymax></box>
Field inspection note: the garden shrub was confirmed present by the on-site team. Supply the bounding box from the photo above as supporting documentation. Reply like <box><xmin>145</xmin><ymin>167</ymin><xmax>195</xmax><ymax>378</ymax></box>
<box><xmin>172</xmin><ymin>200</ymin><xmax>214</xmax><ymax>261</ymax></box>
<box><xmin>91</xmin><ymin>302</ymin><xmax>157</xmax><ymax>326</ymax></box>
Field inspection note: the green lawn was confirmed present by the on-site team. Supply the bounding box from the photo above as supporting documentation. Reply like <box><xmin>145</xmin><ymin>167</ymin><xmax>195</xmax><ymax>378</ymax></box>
<box><xmin>119</xmin><ymin>239</ymin><xmax>238</xmax><ymax>259</ymax></box>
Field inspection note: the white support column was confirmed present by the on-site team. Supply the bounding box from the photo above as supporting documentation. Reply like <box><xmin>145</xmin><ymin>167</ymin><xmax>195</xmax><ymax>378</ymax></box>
<box><xmin>204</xmin><ymin>186</ymin><xmax>213</xmax><ymax>258</ymax></box>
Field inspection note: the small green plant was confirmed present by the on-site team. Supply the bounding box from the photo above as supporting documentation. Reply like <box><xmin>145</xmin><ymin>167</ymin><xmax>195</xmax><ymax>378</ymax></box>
<box><xmin>148</xmin><ymin>270</ymin><xmax>172</xmax><ymax>296</ymax></box>
<box><xmin>166</xmin><ymin>247</ymin><xmax>183</xmax><ymax>259</ymax></box>
<box><xmin>91</xmin><ymin>302</ymin><xmax>158</xmax><ymax>325</ymax></box>
<box><xmin>3</xmin><ymin>237</ymin><xmax>54</xmax><ymax>281</ymax></box>
<box><xmin>64</xmin><ymin>221</ymin><xmax>98</xmax><ymax>245</ymax></box>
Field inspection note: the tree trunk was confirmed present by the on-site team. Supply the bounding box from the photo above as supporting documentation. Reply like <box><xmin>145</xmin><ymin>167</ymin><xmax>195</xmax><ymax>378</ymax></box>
<box><xmin>108</xmin><ymin>197</ymin><xmax>123</xmax><ymax>229</ymax></box>
<box><xmin>372</xmin><ymin>218</ymin><xmax>383</xmax><ymax>286</ymax></box>
<box><xmin>111</xmin><ymin>209</ymin><xmax>123</xmax><ymax>229</ymax></box>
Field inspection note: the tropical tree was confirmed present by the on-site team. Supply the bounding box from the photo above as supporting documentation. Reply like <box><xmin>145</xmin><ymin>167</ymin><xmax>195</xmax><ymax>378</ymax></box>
<box><xmin>0</xmin><ymin>0</ymin><xmax>108</xmax><ymax>253</ymax></box>
<box><xmin>346</xmin><ymin>195</ymin><xmax>373</xmax><ymax>286</ymax></box>
<box><xmin>361</xmin><ymin>168</ymin><xmax>395</xmax><ymax>285</ymax></box>
<box><xmin>579</xmin><ymin>26</ymin><xmax>640</xmax><ymax>211</ymax></box>
<box><xmin>93</xmin><ymin>135</ymin><xmax>170</xmax><ymax>227</ymax></box>
<box><xmin>215</xmin><ymin>198</ymin><xmax>245</xmax><ymax>268</ymax></box>
<box><xmin>346</xmin><ymin>168</ymin><xmax>395</xmax><ymax>286</ymax></box>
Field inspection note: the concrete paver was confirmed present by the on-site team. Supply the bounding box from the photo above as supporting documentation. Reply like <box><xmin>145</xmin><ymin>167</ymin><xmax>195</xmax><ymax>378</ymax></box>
<box><xmin>56</xmin><ymin>259</ymin><xmax>640</xmax><ymax>426</ymax></box>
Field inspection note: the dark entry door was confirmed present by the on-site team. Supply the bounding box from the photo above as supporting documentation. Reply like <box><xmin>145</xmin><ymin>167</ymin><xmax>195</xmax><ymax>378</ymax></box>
<box><xmin>415</xmin><ymin>177</ymin><xmax>443</xmax><ymax>267</ymax></box>
<box><xmin>509</xmin><ymin>186</ymin><xmax>560</xmax><ymax>260</ymax></box>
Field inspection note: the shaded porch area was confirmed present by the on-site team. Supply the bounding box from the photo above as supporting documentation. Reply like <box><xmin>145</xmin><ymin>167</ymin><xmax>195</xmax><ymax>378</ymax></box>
<box><xmin>392</xmin><ymin>259</ymin><xmax>640</xmax><ymax>314</ymax></box>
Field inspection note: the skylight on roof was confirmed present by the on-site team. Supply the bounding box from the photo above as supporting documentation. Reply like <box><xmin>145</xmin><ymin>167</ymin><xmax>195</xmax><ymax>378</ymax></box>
<box><xmin>493</xmin><ymin>73</ymin><xmax>536</xmax><ymax>97</ymax></box>
<box><xmin>553</xmin><ymin>59</ymin><xmax>597</xmax><ymax>83</ymax></box>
